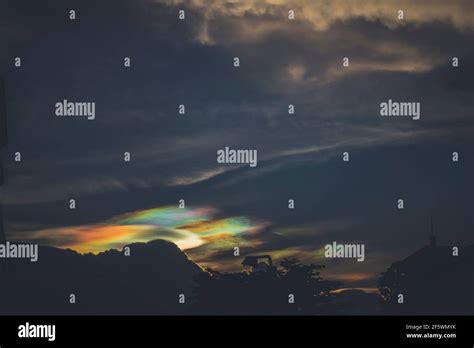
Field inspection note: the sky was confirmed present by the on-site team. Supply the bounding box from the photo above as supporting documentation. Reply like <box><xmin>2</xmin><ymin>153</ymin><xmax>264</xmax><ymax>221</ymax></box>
<box><xmin>1</xmin><ymin>0</ymin><xmax>473</xmax><ymax>288</ymax></box>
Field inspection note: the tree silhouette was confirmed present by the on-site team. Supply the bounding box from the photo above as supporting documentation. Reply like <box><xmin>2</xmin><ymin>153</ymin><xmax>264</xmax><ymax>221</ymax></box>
<box><xmin>378</xmin><ymin>261</ymin><xmax>404</xmax><ymax>314</ymax></box>
<box><xmin>190</xmin><ymin>257</ymin><xmax>341</xmax><ymax>315</ymax></box>
<box><xmin>378</xmin><ymin>261</ymin><xmax>402</xmax><ymax>305</ymax></box>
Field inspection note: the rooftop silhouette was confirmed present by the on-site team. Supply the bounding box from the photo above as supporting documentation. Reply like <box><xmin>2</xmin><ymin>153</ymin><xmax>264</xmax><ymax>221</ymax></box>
<box><xmin>379</xmin><ymin>236</ymin><xmax>473</xmax><ymax>315</ymax></box>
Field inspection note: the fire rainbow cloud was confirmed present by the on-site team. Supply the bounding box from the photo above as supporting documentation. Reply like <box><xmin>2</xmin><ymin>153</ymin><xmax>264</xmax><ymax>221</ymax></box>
<box><xmin>19</xmin><ymin>206</ymin><xmax>266</xmax><ymax>254</ymax></box>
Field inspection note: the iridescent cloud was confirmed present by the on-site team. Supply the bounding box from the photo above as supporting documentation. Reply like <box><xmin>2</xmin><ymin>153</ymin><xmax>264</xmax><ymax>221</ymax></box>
<box><xmin>18</xmin><ymin>206</ymin><xmax>266</xmax><ymax>255</ymax></box>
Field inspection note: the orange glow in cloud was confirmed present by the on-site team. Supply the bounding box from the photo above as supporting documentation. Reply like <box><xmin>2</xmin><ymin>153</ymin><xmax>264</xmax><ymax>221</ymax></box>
<box><xmin>19</xmin><ymin>206</ymin><xmax>266</xmax><ymax>255</ymax></box>
<box><xmin>24</xmin><ymin>224</ymin><xmax>202</xmax><ymax>254</ymax></box>
<box><xmin>327</xmin><ymin>272</ymin><xmax>376</xmax><ymax>282</ymax></box>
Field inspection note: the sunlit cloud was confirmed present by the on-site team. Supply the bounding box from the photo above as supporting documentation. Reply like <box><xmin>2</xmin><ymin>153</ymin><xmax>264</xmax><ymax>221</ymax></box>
<box><xmin>287</xmin><ymin>63</ymin><xmax>307</xmax><ymax>82</ymax></box>
<box><xmin>157</xmin><ymin>0</ymin><xmax>474</xmax><ymax>83</ymax></box>
<box><xmin>159</xmin><ymin>0</ymin><xmax>474</xmax><ymax>41</ymax></box>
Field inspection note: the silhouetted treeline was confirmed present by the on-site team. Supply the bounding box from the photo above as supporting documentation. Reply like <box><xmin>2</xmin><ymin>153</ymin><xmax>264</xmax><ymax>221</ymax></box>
<box><xmin>1</xmin><ymin>238</ymin><xmax>471</xmax><ymax>315</ymax></box>
<box><xmin>190</xmin><ymin>258</ymin><xmax>342</xmax><ymax>315</ymax></box>
<box><xmin>0</xmin><ymin>240</ymin><xmax>201</xmax><ymax>315</ymax></box>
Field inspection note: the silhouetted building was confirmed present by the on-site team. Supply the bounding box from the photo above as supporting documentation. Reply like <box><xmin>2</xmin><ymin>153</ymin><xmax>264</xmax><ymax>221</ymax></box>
<box><xmin>379</xmin><ymin>235</ymin><xmax>473</xmax><ymax>315</ymax></box>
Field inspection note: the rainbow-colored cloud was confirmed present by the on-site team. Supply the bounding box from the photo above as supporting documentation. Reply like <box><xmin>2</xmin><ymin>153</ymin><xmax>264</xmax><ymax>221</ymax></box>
<box><xmin>20</xmin><ymin>206</ymin><xmax>265</xmax><ymax>254</ymax></box>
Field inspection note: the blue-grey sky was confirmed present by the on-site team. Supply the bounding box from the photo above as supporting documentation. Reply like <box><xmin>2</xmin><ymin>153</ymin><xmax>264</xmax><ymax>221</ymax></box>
<box><xmin>1</xmin><ymin>0</ymin><xmax>473</xmax><ymax>287</ymax></box>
